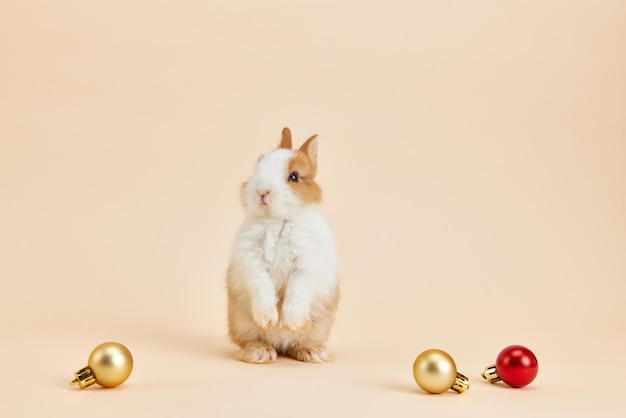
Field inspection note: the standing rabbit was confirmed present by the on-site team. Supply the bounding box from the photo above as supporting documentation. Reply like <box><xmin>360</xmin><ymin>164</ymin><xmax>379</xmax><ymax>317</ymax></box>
<box><xmin>226</xmin><ymin>127</ymin><xmax>339</xmax><ymax>363</ymax></box>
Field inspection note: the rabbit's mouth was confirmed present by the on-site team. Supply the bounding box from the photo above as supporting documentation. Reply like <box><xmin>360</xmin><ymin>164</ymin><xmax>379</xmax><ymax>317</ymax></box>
<box><xmin>259</xmin><ymin>194</ymin><xmax>272</xmax><ymax>206</ymax></box>
<box><xmin>257</xmin><ymin>189</ymin><xmax>272</xmax><ymax>207</ymax></box>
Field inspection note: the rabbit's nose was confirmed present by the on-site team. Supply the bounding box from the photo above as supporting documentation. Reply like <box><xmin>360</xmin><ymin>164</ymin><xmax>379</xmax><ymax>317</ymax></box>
<box><xmin>257</xmin><ymin>188</ymin><xmax>271</xmax><ymax>197</ymax></box>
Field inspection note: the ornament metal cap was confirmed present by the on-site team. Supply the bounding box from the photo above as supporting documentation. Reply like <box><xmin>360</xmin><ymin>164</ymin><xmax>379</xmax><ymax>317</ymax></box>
<box><xmin>481</xmin><ymin>364</ymin><xmax>502</xmax><ymax>383</ymax></box>
<box><xmin>452</xmin><ymin>372</ymin><xmax>470</xmax><ymax>393</ymax></box>
<box><xmin>70</xmin><ymin>366</ymin><xmax>97</xmax><ymax>389</ymax></box>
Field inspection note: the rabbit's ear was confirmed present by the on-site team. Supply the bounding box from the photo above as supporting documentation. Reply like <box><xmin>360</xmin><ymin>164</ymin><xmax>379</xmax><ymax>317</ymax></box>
<box><xmin>279</xmin><ymin>127</ymin><xmax>292</xmax><ymax>149</ymax></box>
<box><xmin>299</xmin><ymin>134</ymin><xmax>318</xmax><ymax>167</ymax></box>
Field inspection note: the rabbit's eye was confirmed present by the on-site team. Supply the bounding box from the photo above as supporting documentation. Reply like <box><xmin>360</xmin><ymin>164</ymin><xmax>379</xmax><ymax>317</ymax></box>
<box><xmin>288</xmin><ymin>172</ymin><xmax>299</xmax><ymax>182</ymax></box>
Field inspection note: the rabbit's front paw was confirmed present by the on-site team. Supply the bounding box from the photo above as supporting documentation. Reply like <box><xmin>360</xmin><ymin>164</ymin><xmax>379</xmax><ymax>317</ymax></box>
<box><xmin>251</xmin><ymin>301</ymin><xmax>279</xmax><ymax>330</ymax></box>
<box><xmin>281</xmin><ymin>305</ymin><xmax>312</xmax><ymax>334</ymax></box>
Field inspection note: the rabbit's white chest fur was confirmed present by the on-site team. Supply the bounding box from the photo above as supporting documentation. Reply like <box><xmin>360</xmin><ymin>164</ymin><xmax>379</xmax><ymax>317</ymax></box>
<box><xmin>231</xmin><ymin>206</ymin><xmax>337</xmax><ymax>298</ymax></box>
<box><xmin>258</xmin><ymin>220</ymin><xmax>295</xmax><ymax>291</ymax></box>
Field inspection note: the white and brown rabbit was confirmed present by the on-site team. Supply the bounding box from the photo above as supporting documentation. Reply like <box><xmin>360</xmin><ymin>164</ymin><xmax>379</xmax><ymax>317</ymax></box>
<box><xmin>226</xmin><ymin>127</ymin><xmax>339</xmax><ymax>364</ymax></box>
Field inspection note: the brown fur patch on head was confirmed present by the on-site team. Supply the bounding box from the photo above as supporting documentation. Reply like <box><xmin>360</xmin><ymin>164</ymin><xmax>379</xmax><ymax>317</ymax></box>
<box><xmin>287</xmin><ymin>148</ymin><xmax>322</xmax><ymax>205</ymax></box>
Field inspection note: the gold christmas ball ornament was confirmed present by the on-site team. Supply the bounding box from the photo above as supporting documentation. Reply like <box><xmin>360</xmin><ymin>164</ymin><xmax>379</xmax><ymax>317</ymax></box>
<box><xmin>70</xmin><ymin>342</ymin><xmax>134</xmax><ymax>389</ymax></box>
<box><xmin>412</xmin><ymin>349</ymin><xmax>469</xmax><ymax>394</ymax></box>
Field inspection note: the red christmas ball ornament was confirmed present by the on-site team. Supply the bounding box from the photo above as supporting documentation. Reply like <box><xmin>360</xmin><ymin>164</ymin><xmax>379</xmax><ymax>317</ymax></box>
<box><xmin>481</xmin><ymin>345</ymin><xmax>538</xmax><ymax>388</ymax></box>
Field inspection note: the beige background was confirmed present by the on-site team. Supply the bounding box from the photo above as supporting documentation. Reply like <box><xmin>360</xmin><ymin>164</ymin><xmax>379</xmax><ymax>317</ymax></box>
<box><xmin>1</xmin><ymin>1</ymin><xmax>625</xmax><ymax>416</ymax></box>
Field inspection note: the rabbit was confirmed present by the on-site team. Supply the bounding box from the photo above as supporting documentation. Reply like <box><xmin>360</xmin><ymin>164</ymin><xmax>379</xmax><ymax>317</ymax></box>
<box><xmin>226</xmin><ymin>127</ymin><xmax>339</xmax><ymax>364</ymax></box>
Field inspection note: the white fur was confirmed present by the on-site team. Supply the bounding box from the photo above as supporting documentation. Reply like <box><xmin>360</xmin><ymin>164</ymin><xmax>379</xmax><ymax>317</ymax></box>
<box><xmin>228</xmin><ymin>148</ymin><xmax>338</xmax><ymax>353</ymax></box>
